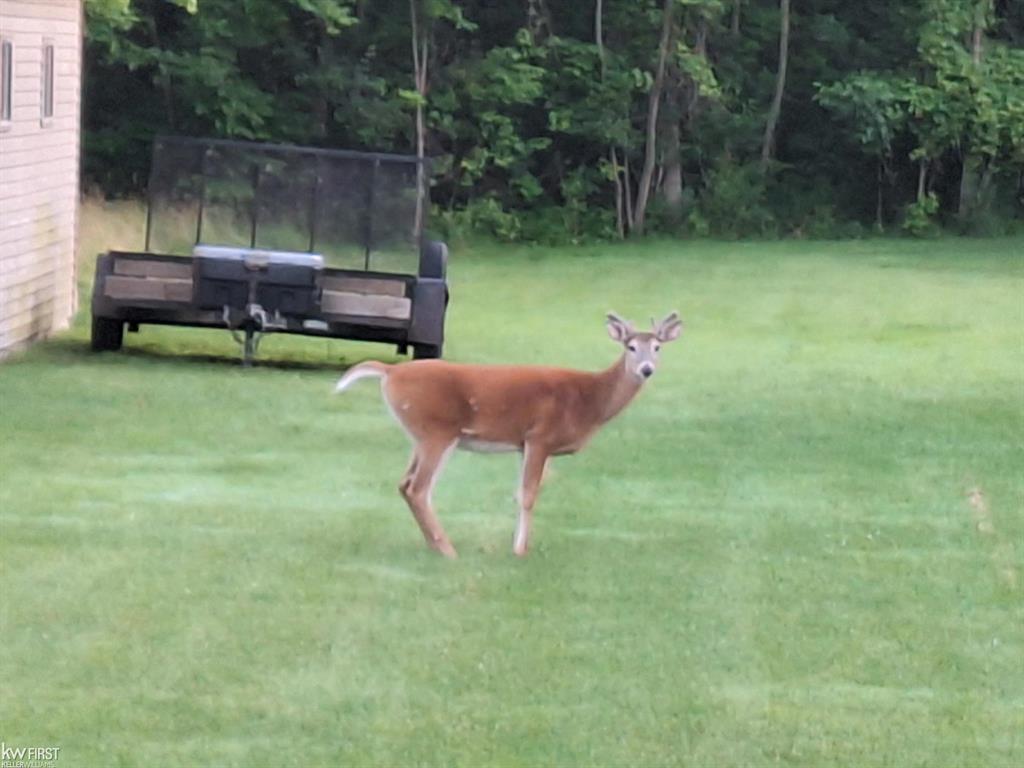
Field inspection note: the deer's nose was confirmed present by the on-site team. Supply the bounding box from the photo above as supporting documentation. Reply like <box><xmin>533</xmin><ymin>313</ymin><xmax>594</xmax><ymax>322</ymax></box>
<box><xmin>639</xmin><ymin>364</ymin><xmax>654</xmax><ymax>379</ymax></box>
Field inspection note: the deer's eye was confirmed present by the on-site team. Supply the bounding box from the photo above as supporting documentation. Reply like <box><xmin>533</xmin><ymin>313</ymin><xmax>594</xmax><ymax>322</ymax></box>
<box><xmin>654</xmin><ymin>344</ymin><xmax>661</xmax><ymax>352</ymax></box>
<box><xmin>628</xmin><ymin>343</ymin><xmax>637</xmax><ymax>352</ymax></box>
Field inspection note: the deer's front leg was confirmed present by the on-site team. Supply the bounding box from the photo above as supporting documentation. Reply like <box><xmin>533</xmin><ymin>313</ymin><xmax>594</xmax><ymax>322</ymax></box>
<box><xmin>514</xmin><ymin>443</ymin><xmax>549</xmax><ymax>557</ymax></box>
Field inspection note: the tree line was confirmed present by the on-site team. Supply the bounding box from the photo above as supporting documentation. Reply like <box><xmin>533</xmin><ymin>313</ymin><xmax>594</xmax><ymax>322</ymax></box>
<box><xmin>85</xmin><ymin>0</ymin><xmax>1024</xmax><ymax>241</ymax></box>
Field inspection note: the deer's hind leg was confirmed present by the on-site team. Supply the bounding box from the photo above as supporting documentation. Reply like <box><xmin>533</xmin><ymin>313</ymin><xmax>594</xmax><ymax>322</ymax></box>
<box><xmin>399</xmin><ymin>437</ymin><xmax>458</xmax><ymax>558</ymax></box>
<box><xmin>398</xmin><ymin>451</ymin><xmax>419</xmax><ymax>496</ymax></box>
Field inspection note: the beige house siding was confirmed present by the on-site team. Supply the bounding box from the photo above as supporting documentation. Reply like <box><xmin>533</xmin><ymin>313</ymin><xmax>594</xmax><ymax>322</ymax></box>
<box><xmin>0</xmin><ymin>0</ymin><xmax>83</xmax><ymax>357</ymax></box>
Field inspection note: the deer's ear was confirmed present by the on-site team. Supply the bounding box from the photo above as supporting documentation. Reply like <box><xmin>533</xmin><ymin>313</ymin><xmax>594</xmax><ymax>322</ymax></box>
<box><xmin>655</xmin><ymin>312</ymin><xmax>683</xmax><ymax>342</ymax></box>
<box><xmin>606</xmin><ymin>312</ymin><xmax>633</xmax><ymax>342</ymax></box>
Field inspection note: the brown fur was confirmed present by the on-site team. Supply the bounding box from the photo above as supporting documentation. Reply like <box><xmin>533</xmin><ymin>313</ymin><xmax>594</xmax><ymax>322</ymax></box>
<box><xmin>380</xmin><ymin>357</ymin><xmax>642</xmax><ymax>455</ymax></box>
<box><xmin>335</xmin><ymin>312</ymin><xmax>682</xmax><ymax>557</ymax></box>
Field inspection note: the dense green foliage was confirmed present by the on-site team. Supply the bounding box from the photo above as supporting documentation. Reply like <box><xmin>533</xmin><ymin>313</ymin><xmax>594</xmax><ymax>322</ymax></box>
<box><xmin>84</xmin><ymin>0</ymin><xmax>1023</xmax><ymax>239</ymax></box>
<box><xmin>2</xmin><ymin>203</ymin><xmax>1022</xmax><ymax>762</ymax></box>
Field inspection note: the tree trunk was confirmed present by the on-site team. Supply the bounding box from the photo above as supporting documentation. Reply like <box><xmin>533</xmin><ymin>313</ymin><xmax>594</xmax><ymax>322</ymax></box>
<box><xmin>875</xmin><ymin>160</ymin><xmax>884</xmax><ymax>232</ymax></box>
<box><xmin>611</xmin><ymin>149</ymin><xmax>625</xmax><ymax>238</ymax></box>
<box><xmin>632</xmin><ymin>0</ymin><xmax>675</xmax><ymax>236</ymax></box>
<box><xmin>661</xmin><ymin>116</ymin><xmax>683</xmax><ymax>223</ymax></box>
<box><xmin>662</xmin><ymin>20</ymin><xmax>709</xmax><ymax>225</ymax></box>
<box><xmin>688</xmin><ymin>20</ymin><xmax>708</xmax><ymax>118</ymax></box>
<box><xmin>596</xmin><ymin>0</ymin><xmax>627</xmax><ymax>239</ymax></box>
<box><xmin>595</xmin><ymin>0</ymin><xmax>625</xmax><ymax>238</ymax></box>
<box><xmin>760</xmin><ymin>0</ymin><xmax>790</xmax><ymax>170</ymax></box>
<box><xmin>958</xmin><ymin>152</ymin><xmax>981</xmax><ymax>219</ymax></box>
<box><xmin>312</xmin><ymin>24</ymin><xmax>329</xmax><ymax>139</ymax></box>
<box><xmin>978</xmin><ymin>161</ymin><xmax>995</xmax><ymax>199</ymax></box>
<box><xmin>917</xmin><ymin>158</ymin><xmax>928</xmax><ymax>203</ymax></box>
<box><xmin>527</xmin><ymin>0</ymin><xmax>553</xmax><ymax>43</ymax></box>
<box><xmin>959</xmin><ymin>6</ymin><xmax>989</xmax><ymax>219</ymax></box>
<box><xmin>145</xmin><ymin>16</ymin><xmax>176</xmax><ymax>130</ymax></box>
<box><xmin>731</xmin><ymin>0</ymin><xmax>741</xmax><ymax>35</ymax></box>
<box><xmin>624</xmin><ymin>154</ymin><xmax>635</xmax><ymax>232</ymax></box>
<box><xmin>410</xmin><ymin>0</ymin><xmax>428</xmax><ymax>241</ymax></box>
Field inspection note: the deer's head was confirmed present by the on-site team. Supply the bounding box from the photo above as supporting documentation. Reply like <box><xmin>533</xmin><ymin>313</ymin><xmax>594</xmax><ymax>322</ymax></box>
<box><xmin>606</xmin><ymin>311</ymin><xmax>683</xmax><ymax>381</ymax></box>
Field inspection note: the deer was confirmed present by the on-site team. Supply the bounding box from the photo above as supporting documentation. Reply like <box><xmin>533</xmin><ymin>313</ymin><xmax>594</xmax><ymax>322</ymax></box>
<box><xmin>333</xmin><ymin>311</ymin><xmax>683</xmax><ymax>558</ymax></box>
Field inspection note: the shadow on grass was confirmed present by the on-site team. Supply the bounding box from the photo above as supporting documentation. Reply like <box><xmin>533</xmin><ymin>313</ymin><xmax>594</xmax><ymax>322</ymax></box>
<box><xmin>118</xmin><ymin>345</ymin><xmax>355</xmax><ymax>372</ymax></box>
<box><xmin>39</xmin><ymin>337</ymin><xmax>404</xmax><ymax>373</ymax></box>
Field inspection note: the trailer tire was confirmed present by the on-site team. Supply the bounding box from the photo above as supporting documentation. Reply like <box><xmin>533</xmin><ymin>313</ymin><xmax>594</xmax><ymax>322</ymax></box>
<box><xmin>91</xmin><ymin>316</ymin><xmax>124</xmax><ymax>351</ymax></box>
<box><xmin>413</xmin><ymin>343</ymin><xmax>442</xmax><ymax>360</ymax></box>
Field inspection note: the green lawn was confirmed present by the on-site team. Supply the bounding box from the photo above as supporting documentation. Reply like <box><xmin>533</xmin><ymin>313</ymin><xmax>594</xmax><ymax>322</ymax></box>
<box><xmin>1</xmin><ymin>223</ymin><xmax>1022</xmax><ymax>766</ymax></box>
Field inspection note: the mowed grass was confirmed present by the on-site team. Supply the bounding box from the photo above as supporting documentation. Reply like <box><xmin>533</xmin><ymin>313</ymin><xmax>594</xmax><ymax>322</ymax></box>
<box><xmin>1</xmin><ymin>205</ymin><xmax>1022</xmax><ymax>766</ymax></box>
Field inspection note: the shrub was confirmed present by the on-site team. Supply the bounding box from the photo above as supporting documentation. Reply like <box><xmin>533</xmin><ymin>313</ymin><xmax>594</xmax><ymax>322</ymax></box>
<box><xmin>437</xmin><ymin>196</ymin><xmax>523</xmax><ymax>242</ymax></box>
<box><xmin>901</xmin><ymin>193</ymin><xmax>940</xmax><ymax>237</ymax></box>
<box><xmin>696</xmin><ymin>159</ymin><xmax>777</xmax><ymax>238</ymax></box>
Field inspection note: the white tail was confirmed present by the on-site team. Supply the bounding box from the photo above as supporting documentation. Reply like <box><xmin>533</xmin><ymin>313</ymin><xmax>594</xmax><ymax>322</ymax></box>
<box><xmin>334</xmin><ymin>361</ymin><xmax>389</xmax><ymax>393</ymax></box>
<box><xmin>334</xmin><ymin>312</ymin><xmax>683</xmax><ymax>558</ymax></box>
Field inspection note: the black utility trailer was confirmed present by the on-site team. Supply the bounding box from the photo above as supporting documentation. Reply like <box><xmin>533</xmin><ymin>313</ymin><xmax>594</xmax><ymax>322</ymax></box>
<box><xmin>91</xmin><ymin>137</ymin><xmax>448</xmax><ymax>364</ymax></box>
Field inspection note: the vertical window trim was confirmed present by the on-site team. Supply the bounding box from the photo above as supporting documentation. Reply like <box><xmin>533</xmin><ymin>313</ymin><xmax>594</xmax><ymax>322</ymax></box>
<box><xmin>41</xmin><ymin>39</ymin><xmax>55</xmax><ymax>126</ymax></box>
<box><xmin>0</xmin><ymin>39</ymin><xmax>12</xmax><ymax>130</ymax></box>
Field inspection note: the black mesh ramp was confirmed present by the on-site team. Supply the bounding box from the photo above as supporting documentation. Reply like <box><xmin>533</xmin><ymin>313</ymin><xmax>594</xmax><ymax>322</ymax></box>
<box><xmin>145</xmin><ymin>139</ymin><xmax>204</xmax><ymax>254</ymax></box>
<box><xmin>145</xmin><ymin>137</ymin><xmax>428</xmax><ymax>275</ymax></box>
<box><xmin>312</xmin><ymin>155</ymin><xmax>373</xmax><ymax>271</ymax></box>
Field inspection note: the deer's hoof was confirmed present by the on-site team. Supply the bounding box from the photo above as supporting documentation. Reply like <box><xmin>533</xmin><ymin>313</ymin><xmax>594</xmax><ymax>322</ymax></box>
<box><xmin>431</xmin><ymin>539</ymin><xmax>458</xmax><ymax>559</ymax></box>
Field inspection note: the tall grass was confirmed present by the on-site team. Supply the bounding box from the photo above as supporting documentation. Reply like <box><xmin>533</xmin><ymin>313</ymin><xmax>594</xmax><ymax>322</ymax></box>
<box><xmin>81</xmin><ymin>195</ymin><xmax>421</xmax><ymax>277</ymax></box>
<box><xmin>76</xmin><ymin>197</ymin><xmax>146</xmax><ymax>292</ymax></box>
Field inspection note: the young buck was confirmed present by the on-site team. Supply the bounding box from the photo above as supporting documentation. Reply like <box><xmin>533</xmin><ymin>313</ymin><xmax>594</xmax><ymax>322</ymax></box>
<box><xmin>334</xmin><ymin>311</ymin><xmax>683</xmax><ymax>557</ymax></box>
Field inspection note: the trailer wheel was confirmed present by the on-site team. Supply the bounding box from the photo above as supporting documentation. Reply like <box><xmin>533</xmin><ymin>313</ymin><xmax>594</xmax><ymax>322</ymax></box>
<box><xmin>413</xmin><ymin>343</ymin><xmax>442</xmax><ymax>360</ymax></box>
<box><xmin>91</xmin><ymin>316</ymin><xmax>124</xmax><ymax>351</ymax></box>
